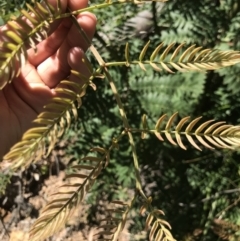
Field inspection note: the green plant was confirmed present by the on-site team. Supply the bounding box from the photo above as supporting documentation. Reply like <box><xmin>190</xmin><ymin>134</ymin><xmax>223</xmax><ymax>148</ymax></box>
<box><xmin>0</xmin><ymin>0</ymin><xmax>240</xmax><ymax>240</ymax></box>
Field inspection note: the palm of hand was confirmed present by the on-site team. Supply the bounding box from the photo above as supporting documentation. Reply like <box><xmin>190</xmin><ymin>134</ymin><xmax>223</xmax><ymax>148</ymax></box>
<box><xmin>0</xmin><ymin>0</ymin><xmax>96</xmax><ymax>158</ymax></box>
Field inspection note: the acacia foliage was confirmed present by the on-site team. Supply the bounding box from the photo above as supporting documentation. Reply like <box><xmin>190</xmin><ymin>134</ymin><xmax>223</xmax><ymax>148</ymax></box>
<box><xmin>0</xmin><ymin>0</ymin><xmax>239</xmax><ymax>241</ymax></box>
<box><xmin>81</xmin><ymin>0</ymin><xmax>240</xmax><ymax>240</ymax></box>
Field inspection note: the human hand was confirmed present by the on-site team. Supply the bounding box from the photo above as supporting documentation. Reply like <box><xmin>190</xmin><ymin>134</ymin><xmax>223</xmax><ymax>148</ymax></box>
<box><xmin>0</xmin><ymin>0</ymin><xmax>96</xmax><ymax>158</ymax></box>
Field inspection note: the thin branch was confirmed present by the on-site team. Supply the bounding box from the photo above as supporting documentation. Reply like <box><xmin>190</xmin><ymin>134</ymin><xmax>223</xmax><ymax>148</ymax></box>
<box><xmin>216</xmin><ymin>196</ymin><xmax>240</xmax><ymax>218</ymax></box>
<box><xmin>178</xmin><ymin>188</ymin><xmax>240</xmax><ymax>208</ymax></box>
<box><xmin>70</xmin><ymin>6</ymin><xmax>147</xmax><ymax>199</ymax></box>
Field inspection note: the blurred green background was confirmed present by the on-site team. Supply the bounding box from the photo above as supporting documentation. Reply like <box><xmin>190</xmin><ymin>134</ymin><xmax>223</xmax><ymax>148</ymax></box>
<box><xmin>1</xmin><ymin>0</ymin><xmax>240</xmax><ymax>240</ymax></box>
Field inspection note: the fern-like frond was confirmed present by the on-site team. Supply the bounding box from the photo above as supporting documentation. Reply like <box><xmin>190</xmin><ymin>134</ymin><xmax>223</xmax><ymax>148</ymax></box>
<box><xmin>145</xmin><ymin>209</ymin><xmax>176</xmax><ymax>241</ymax></box>
<box><xmin>110</xmin><ymin>42</ymin><xmax>240</xmax><ymax>73</ymax></box>
<box><xmin>29</xmin><ymin>147</ymin><xmax>109</xmax><ymax>241</ymax></box>
<box><xmin>97</xmin><ymin>200</ymin><xmax>130</xmax><ymax>241</ymax></box>
<box><xmin>139</xmin><ymin>113</ymin><xmax>240</xmax><ymax>150</ymax></box>
<box><xmin>0</xmin><ymin>0</ymin><xmax>61</xmax><ymax>89</ymax></box>
<box><xmin>2</xmin><ymin>70</ymin><xmax>92</xmax><ymax>170</ymax></box>
<box><xmin>139</xmin><ymin>197</ymin><xmax>175</xmax><ymax>240</ymax></box>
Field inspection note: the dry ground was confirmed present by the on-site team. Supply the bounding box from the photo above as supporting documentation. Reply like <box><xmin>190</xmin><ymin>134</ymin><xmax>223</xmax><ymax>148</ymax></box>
<box><xmin>0</xmin><ymin>153</ymin><xmax>146</xmax><ymax>241</ymax></box>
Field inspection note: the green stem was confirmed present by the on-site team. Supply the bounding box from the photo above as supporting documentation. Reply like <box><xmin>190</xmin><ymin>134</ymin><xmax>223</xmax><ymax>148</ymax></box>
<box><xmin>69</xmin><ymin>3</ymin><xmax>147</xmax><ymax>198</ymax></box>
<box><xmin>69</xmin><ymin>12</ymin><xmax>106</xmax><ymax>66</ymax></box>
<box><xmin>103</xmin><ymin>68</ymin><xmax>129</xmax><ymax>128</ymax></box>
<box><xmin>112</xmin><ymin>192</ymin><xmax>138</xmax><ymax>241</ymax></box>
<box><xmin>104</xmin><ymin>67</ymin><xmax>145</xmax><ymax>197</ymax></box>
<box><xmin>129</xmin><ymin>128</ymin><xmax>240</xmax><ymax>138</ymax></box>
<box><xmin>105</xmin><ymin>61</ymin><xmax>129</xmax><ymax>67</ymax></box>
<box><xmin>56</xmin><ymin>1</ymin><xmax>136</xmax><ymax>20</ymax></box>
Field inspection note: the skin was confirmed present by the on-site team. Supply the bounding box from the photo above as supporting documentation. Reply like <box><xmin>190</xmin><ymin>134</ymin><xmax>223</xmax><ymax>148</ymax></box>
<box><xmin>0</xmin><ymin>0</ymin><xmax>97</xmax><ymax>159</ymax></box>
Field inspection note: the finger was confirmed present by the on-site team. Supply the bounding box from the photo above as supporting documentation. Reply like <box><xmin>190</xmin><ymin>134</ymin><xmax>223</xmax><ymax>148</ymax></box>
<box><xmin>37</xmin><ymin>12</ymin><xmax>96</xmax><ymax>88</ymax></box>
<box><xmin>45</xmin><ymin>0</ymin><xmax>89</xmax><ymax>33</ymax></box>
<box><xmin>68</xmin><ymin>47</ymin><xmax>91</xmax><ymax>85</ymax></box>
<box><xmin>0</xmin><ymin>0</ymin><xmax>67</xmax><ymax>44</ymax></box>
<box><xmin>0</xmin><ymin>84</ymin><xmax>39</xmax><ymax>157</ymax></box>
<box><xmin>13</xmin><ymin>63</ymin><xmax>54</xmax><ymax>114</ymax></box>
<box><xmin>13</xmin><ymin>47</ymin><xmax>90</xmax><ymax>115</ymax></box>
<box><xmin>39</xmin><ymin>0</ymin><xmax>68</xmax><ymax>34</ymax></box>
<box><xmin>27</xmin><ymin>0</ymin><xmax>89</xmax><ymax>66</ymax></box>
<box><xmin>68</xmin><ymin>0</ymin><xmax>88</xmax><ymax>11</ymax></box>
<box><xmin>27</xmin><ymin>19</ymin><xmax>71</xmax><ymax>66</ymax></box>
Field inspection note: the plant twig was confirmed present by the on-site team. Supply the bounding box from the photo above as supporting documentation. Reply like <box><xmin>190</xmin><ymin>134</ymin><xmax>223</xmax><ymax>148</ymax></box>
<box><xmin>69</xmin><ymin>9</ymin><xmax>147</xmax><ymax>199</ymax></box>
<box><xmin>103</xmin><ymin>68</ymin><xmax>146</xmax><ymax>199</ymax></box>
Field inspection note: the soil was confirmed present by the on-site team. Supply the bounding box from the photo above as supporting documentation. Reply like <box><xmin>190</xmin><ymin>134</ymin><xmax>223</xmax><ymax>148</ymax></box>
<box><xmin>0</xmin><ymin>150</ymin><xmax>142</xmax><ymax>241</ymax></box>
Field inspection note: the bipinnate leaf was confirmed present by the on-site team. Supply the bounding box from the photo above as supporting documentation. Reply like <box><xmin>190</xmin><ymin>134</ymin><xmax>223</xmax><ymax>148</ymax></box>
<box><xmin>97</xmin><ymin>200</ymin><xmax>130</xmax><ymax>241</ymax></box>
<box><xmin>120</xmin><ymin>42</ymin><xmax>240</xmax><ymax>73</ymax></box>
<box><xmin>0</xmin><ymin>0</ymin><xmax>62</xmax><ymax>89</ymax></box>
<box><xmin>2</xmin><ymin>71</ymin><xmax>91</xmax><ymax>170</ymax></box>
<box><xmin>141</xmin><ymin>113</ymin><xmax>240</xmax><ymax>150</ymax></box>
<box><xmin>29</xmin><ymin>148</ymin><xmax>109</xmax><ymax>241</ymax></box>
<box><xmin>145</xmin><ymin>209</ymin><xmax>176</xmax><ymax>241</ymax></box>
